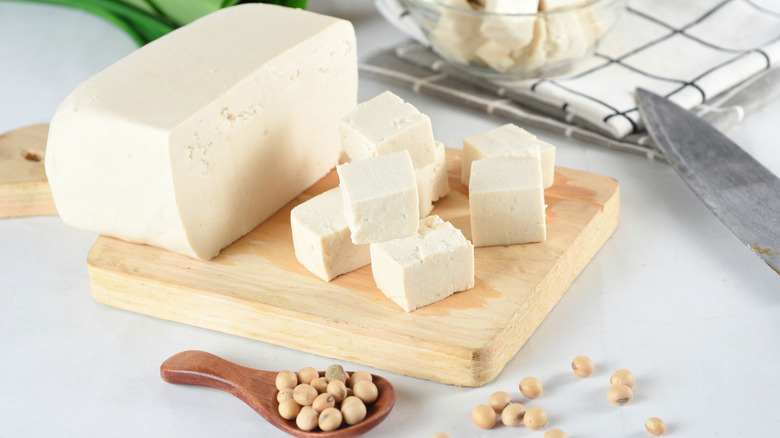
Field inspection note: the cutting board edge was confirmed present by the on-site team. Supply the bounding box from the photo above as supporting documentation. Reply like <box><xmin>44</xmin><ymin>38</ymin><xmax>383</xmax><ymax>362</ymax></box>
<box><xmin>463</xmin><ymin>180</ymin><xmax>620</xmax><ymax>384</ymax></box>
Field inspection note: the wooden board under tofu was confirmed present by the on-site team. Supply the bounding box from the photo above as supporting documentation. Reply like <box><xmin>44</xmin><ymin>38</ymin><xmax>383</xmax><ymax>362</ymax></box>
<box><xmin>87</xmin><ymin>148</ymin><xmax>619</xmax><ymax>387</ymax></box>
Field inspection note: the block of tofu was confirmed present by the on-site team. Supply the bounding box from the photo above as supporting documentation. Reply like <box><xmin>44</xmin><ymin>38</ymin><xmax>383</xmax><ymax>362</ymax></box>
<box><xmin>44</xmin><ymin>4</ymin><xmax>357</xmax><ymax>260</ymax></box>
<box><xmin>475</xmin><ymin>40</ymin><xmax>516</xmax><ymax>73</ymax></box>
<box><xmin>416</xmin><ymin>141</ymin><xmax>450</xmax><ymax>217</ymax></box>
<box><xmin>337</xmin><ymin>151</ymin><xmax>419</xmax><ymax>244</ymax></box>
<box><xmin>339</xmin><ymin>91</ymin><xmax>436</xmax><ymax>168</ymax></box>
<box><xmin>469</xmin><ymin>152</ymin><xmax>546</xmax><ymax>247</ymax></box>
<box><xmin>515</xmin><ymin>6</ymin><xmax>602</xmax><ymax>68</ymax></box>
<box><xmin>479</xmin><ymin>15</ymin><xmax>537</xmax><ymax>54</ymax></box>
<box><xmin>538</xmin><ymin>0</ymin><xmax>589</xmax><ymax>10</ymax></box>
<box><xmin>290</xmin><ymin>188</ymin><xmax>370</xmax><ymax>281</ymax></box>
<box><xmin>430</xmin><ymin>0</ymin><xmax>486</xmax><ymax>65</ymax></box>
<box><xmin>484</xmin><ymin>0</ymin><xmax>538</xmax><ymax>13</ymax></box>
<box><xmin>461</xmin><ymin>124</ymin><xmax>555</xmax><ymax>188</ymax></box>
<box><xmin>370</xmin><ymin>215</ymin><xmax>474</xmax><ymax>312</ymax></box>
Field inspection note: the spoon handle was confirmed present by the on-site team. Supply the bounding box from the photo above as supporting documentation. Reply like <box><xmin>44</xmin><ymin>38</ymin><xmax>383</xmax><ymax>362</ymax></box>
<box><xmin>160</xmin><ymin>350</ymin><xmax>273</xmax><ymax>418</ymax></box>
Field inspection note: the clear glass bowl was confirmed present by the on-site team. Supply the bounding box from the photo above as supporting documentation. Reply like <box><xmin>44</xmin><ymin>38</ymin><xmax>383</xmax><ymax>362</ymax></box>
<box><xmin>405</xmin><ymin>0</ymin><xmax>627</xmax><ymax>79</ymax></box>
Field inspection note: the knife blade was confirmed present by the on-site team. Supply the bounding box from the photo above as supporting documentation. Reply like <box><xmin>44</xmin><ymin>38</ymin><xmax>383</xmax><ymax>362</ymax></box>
<box><xmin>636</xmin><ymin>88</ymin><xmax>780</xmax><ymax>274</ymax></box>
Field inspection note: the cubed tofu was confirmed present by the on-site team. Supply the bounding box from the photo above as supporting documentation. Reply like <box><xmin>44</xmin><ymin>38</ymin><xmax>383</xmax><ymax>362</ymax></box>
<box><xmin>461</xmin><ymin>124</ymin><xmax>555</xmax><ymax>188</ymax></box>
<box><xmin>290</xmin><ymin>188</ymin><xmax>370</xmax><ymax>281</ymax></box>
<box><xmin>370</xmin><ymin>215</ymin><xmax>475</xmax><ymax>312</ymax></box>
<box><xmin>339</xmin><ymin>91</ymin><xmax>436</xmax><ymax>168</ymax></box>
<box><xmin>416</xmin><ymin>141</ymin><xmax>450</xmax><ymax>218</ymax></box>
<box><xmin>337</xmin><ymin>151</ymin><xmax>419</xmax><ymax>244</ymax></box>
<box><xmin>469</xmin><ymin>152</ymin><xmax>546</xmax><ymax>247</ymax></box>
<box><xmin>475</xmin><ymin>39</ymin><xmax>517</xmax><ymax>73</ymax></box>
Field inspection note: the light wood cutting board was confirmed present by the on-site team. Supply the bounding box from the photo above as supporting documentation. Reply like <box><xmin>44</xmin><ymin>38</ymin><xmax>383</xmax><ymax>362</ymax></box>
<box><xmin>0</xmin><ymin>125</ymin><xmax>57</xmax><ymax>218</ymax></box>
<box><xmin>88</xmin><ymin>149</ymin><xmax>619</xmax><ymax>387</ymax></box>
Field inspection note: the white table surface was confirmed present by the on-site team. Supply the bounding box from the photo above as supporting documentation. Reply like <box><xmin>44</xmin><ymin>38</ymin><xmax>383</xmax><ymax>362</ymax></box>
<box><xmin>1</xmin><ymin>2</ymin><xmax>779</xmax><ymax>437</ymax></box>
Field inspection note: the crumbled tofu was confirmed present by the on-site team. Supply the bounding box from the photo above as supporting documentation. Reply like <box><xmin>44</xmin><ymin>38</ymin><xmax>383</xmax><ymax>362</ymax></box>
<box><xmin>290</xmin><ymin>188</ymin><xmax>370</xmax><ymax>281</ymax></box>
<box><xmin>339</xmin><ymin>91</ymin><xmax>437</xmax><ymax>168</ymax></box>
<box><xmin>337</xmin><ymin>150</ymin><xmax>419</xmax><ymax>244</ymax></box>
<box><xmin>469</xmin><ymin>151</ymin><xmax>546</xmax><ymax>247</ymax></box>
<box><xmin>370</xmin><ymin>215</ymin><xmax>475</xmax><ymax>312</ymax></box>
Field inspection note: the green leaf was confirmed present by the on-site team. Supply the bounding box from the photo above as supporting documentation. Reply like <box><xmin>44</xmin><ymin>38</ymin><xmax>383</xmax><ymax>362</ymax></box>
<box><xmin>144</xmin><ymin>0</ymin><xmax>223</xmax><ymax>26</ymax></box>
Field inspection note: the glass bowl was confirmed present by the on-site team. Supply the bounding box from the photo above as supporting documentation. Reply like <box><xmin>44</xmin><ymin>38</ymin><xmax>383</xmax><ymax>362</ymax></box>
<box><xmin>404</xmin><ymin>0</ymin><xmax>626</xmax><ymax>79</ymax></box>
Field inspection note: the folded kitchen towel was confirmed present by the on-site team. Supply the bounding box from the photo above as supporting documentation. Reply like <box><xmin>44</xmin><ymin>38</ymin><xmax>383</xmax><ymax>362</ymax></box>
<box><xmin>364</xmin><ymin>0</ymin><xmax>780</xmax><ymax>160</ymax></box>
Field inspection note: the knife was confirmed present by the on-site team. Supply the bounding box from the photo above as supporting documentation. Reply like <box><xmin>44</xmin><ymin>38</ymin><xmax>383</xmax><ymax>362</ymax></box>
<box><xmin>636</xmin><ymin>88</ymin><xmax>780</xmax><ymax>275</ymax></box>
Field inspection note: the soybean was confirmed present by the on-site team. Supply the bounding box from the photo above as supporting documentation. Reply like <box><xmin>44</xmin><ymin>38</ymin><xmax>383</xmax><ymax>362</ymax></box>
<box><xmin>607</xmin><ymin>384</ymin><xmax>633</xmax><ymax>405</ymax></box>
<box><xmin>523</xmin><ymin>407</ymin><xmax>547</xmax><ymax>430</ymax></box>
<box><xmin>349</xmin><ymin>370</ymin><xmax>372</xmax><ymax>386</ymax></box>
<box><xmin>293</xmin><ymin>384</ymin><xmax>318</xmax><ymax>406</ymax></box>
<box><xmin>278</xmin><ymin>398</ymin><xmax>300</xmax><ymax>420</ymax></box>
<box><xmin>296</xmin><ymin>406</ymin><xmax>319</xmax><ymax>431</ymax></box>
<box><xmin>471</xmin><ymin>404</ymin><xmax>496</xmax><ymax>429</ymax></box>
<box><xmin>611</xmin><ymin>369</ymin><xmax>636</xmax><ymax>388</ymax></box>
<box><xmin>645</xmin><ymin>417</ymin><xmax>666</xmax><ymax>435</ymax></box>
<box><xmin>276</xmin><ymin>388</ymin><xmax>294</xmax><ymax>403</ymax></box>
<box><xmin>326</xmin><ymin>364</ymin><xmax>347</xmax><ymax>383</ymax></box>
<box><xmin>572</xmin><ymin>355</ymin><xmax>594</xmax><ymax>377</ymax></box>
<box><xmin>353</xmin><ymin>380</ymin><xmax>379</xmax><ymax>404</ymax></box>
<box><xmin>275</xmin><ymin>370</ymin><xmax>297</xmax><ymax>391</ymax></box>
<box><xmin>327</xmin><ymin>379</ymin><xmax>348</xmax><ymax>403</ymax></box>
<box><xmin>545</xmin><ymin>428</ymin><xmax>568</xmax><ymax>438</ymax></box>
<box><xmin>519</xmin><ymin>377</ymin><xmax>543</xmax><ymax>399</ymax></box>
<box><xmin>297</xmin><ymin>366</ymin><xmax>319</xmax><ymax>385</ymax></box>
<box><xmin>318</xmin><ymin>407</ymin><xmax>343</xmax><ymax>432</ymax></box>
<box><xmin>310</xmin><ymin>377</ymin><xmax>329</xmax><ymax>394</ymax></box>
<box><xmin>312</xmin><ymin>393</ymin><xmax>335</xmax><ymax>413</ymax></box>
<box><xmin>488</xmin><ymin>391</ymin><xmax>512</xmax><ymax>414</ymax></box>
<box><xmin>500</xmin><ymin>403</ymin><xmax>526</xmax><ymax>427</ymax></box>
<box><xmin>341</xmin><ymin>398</ymin><xmax>367</xmax><ymax>425</ymax></box>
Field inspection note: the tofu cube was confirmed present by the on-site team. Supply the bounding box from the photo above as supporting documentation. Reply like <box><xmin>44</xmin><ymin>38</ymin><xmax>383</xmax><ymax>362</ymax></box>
<box><xmin>469</xmin><ymin>152</ymin><xmax>546</xmax><ymax>247</ymax></box>
<box><xmin>484</xmin><ymin>0</ymin><xmax>538</xmax><ymax>13</ymax></box>
<box><xmin>539</xmin><ymin>0</ymin><xmax>588</xmax><ymax>10</ymax></box>
<box><xmin>416</xmin><ymin>141</ymin><xmax>451</xmax><ymax>218</ymax></box>
<box><xmin>461</xmin><ymin>124</ymin><xmax>555</xmax><ymax>188</ymax></box>
<box><xmin>475</xmin><ymin>40</ymin><xmax>517</xmax><ymax>73</ymax></box>
<box><xmin>337</xmin><ymin>150</ymin><xmax>419</xmax><ymax>244</ymax></box>
<box><xmin>370</xmin><ymin>215</ymin><xmax>475</xmax><ymax>312</ymax></box>
<box><xmin>290</xmin><ymin>188</ymin><xmax>370</xmax><ymax>281</ymax></box>
<box><xmin>339</xmin><ymin>91</ymin><xmax>437</xmax><ymax>168</ymax></box>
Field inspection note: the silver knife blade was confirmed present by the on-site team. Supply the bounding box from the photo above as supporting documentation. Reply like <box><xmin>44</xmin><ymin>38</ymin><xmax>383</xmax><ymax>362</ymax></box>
<box><xmin>636</xmin><ymin>88</ymin><xmax>780</xmax><ymax>274</ymax></box>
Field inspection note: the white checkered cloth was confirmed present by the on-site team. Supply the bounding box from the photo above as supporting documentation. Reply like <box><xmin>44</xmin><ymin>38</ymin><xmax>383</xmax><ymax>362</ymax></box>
<box><xmin>365</xmin><ymin>0</ymin><xmax>780</xmax><ymax>159</ymax></box>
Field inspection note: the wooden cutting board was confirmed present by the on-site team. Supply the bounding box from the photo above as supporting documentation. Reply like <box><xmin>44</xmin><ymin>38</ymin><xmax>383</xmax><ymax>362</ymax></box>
<box><xmin>0</xmin><ymin>125</ymin><xmax>57</xmax><ymax>218</ymax></box>
<box><xmin>88</xmin><ymin>149</ymin><xmax>619</xmax><ymax>387</ymax></box>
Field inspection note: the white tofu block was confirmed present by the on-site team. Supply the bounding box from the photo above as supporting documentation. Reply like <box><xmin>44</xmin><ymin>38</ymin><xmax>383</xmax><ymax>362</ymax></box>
<box><xmin>339</xmin><ymin>91</ymin><xmax>436</xmax><ymax>168</ymax></box>
<box><xmin>461</xmin><ymin>124</ymin><xmax>555</xmax><ymax>188</ymax></box>
<box><xmin>475</xmin><ymin>39</ymin><xmax>516</xmax><ymax>73</ymax></box>
<box><xmin>337</xmin><ymin>151</ymin><xmax>419</xmax><ymax>244</ymax></box>
<box><xmin>290</xmin><ymin>188</ymin><xmax>370</xmax><ymax>281</ymax></box>
<box><xmin>484</xmin><ymin>0</ymin><xmax>538</xmax><ymax>13</ymax></box>
<box><xmin>516</xmin><ymin>7</ymin><xmax>601</xmax><ymax>68</ymax></box>
<box><xmin>539</xmin><ymin>0</ymin><xmax>588</xmax><ymax>10</ymax></box>
<box><xmin>370</xmin><ymin>215</ymin><xmax>475</xmax><ymax>312</ymax></box>
<box><xmin>416</xmin><ymin>141</ymin><xmax>451</xmax><ymax>217</ymax></box>
<box><xmin>45</xmin><ymin>5</ymin><xmax>357</xmax><ymax>260</ymax></box>
<box><xmin>469</xmin><ymin>153</ymin><xmax>546</xmax><ymax>247</ymax></box>
<box><xmin>430</xmin><ymin>2</ymin><xmax>486</xmax><ymax>65</ymax></box>
<box><xmin>480</xmin><ymin>15</ymin><xmax>537</xmax><ymax>52</ymax></box>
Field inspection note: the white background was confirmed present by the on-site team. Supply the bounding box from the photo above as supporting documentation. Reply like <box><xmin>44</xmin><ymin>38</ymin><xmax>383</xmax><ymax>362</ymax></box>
<box><xmin>1</xmin><ymin>2</ymin><xmax>778</xmax><ymax>437</ymax></box>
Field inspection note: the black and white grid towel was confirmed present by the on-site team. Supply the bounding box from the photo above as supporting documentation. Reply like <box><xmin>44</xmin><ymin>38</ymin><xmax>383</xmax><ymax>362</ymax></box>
<box><xmin>363</xmin><ymin>0</ymin><xmax>780</xmax><ymax>159</ymax></box>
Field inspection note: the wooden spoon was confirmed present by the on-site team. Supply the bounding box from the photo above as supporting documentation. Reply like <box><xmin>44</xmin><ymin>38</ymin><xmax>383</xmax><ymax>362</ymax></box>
<box><xmin>160</xmin><ymin>350</ymin><xmax>395</xmax><ymax>437</ymax></box>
